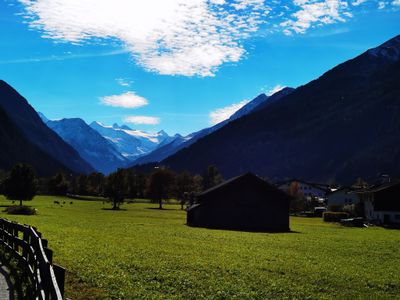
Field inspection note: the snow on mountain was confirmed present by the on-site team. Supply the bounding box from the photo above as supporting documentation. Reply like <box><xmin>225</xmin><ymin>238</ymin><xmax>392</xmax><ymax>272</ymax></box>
<box><xmin>46</xmin><ymin>118</ymin><xmax>129</xmax><ymax>174</ymax></box>
<box><xmin>90</xmin><ymin>121</ymin><xmax>175</xmax><ymax>160</ymax></box>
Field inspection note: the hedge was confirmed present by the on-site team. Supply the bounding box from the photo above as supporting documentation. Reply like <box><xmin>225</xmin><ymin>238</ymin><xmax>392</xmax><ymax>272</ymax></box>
<box><xmin>323</xmin><ymin>212</ymin><xmax>350</xmax><ymax>222</ymax></box>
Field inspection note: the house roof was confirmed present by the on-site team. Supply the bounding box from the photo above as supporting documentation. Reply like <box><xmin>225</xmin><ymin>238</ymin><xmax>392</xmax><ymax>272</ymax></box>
<box><xmin>197</xmin><ymin>172</ymin><xmax>266</xmax><ymax>197</ymax></box>
<box><xmin>356</xmin><ymin>181</ymin><xmax>400</xmax><ymax>194</ymax></box>
<box><xmin>276</xmin><ymin>179</ymin><xmax>330</xmax><ymax>191</ymax></box>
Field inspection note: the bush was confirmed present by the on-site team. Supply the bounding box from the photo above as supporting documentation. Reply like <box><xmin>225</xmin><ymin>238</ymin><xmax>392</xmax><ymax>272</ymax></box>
<box><xmin>3</xmin><ymin>205</ymin><xmax>37</xmax><ymax>215</ymax></box>
<box><xmin>323</xmin><ymin>212</ymin><xmax>349</xmax><ymax>222</ymax></box>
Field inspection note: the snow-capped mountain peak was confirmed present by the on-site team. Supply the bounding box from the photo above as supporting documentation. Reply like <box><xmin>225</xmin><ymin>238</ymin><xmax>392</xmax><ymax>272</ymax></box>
<box><xmin>90</xmin><ymin>121</ymin><xmax>176</xmax><ymax>160</ymax></box>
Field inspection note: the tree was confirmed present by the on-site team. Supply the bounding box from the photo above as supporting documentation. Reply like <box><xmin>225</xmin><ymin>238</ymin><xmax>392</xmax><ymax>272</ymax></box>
<box><xmin>3</xmin><ymin>164</ymin><xmax>37</xmax><ymax>206</ymax></box>
<box><xmin>104</xmin><ymin>169</ymin><xmax>126</xmax><ymax>210</ymax></box>
<box><xmin>175</xmin><ymin>171</ymin><xmax>194</xmax><ymax>210</ymax></box>
<box><xmin>48</xmin><ymin>172</ymin><xmax>70</xmax><ymax>195</ymax></box>
<box><xmin>147</xmin><ymin>168</ymin><xmax>175</xmax><ymax>209</ymax></box>
<box><xmin>76</xmin><ymin>174</ymin><xmax>89</xmax><ymax>195</ymax></box>
<box><xmin>201</xmin><ymin>165</ymin><xmax>223</xmax><ymax>191</ymax></box>
<box><xmin>87</xmin><ymin>172</ymin><xmax>105</xmax><ymax>196</ymax></box>
<box><xmin>0</xmin><ymin>169</ymin><xmax>7</xmax><ymax>194</ymax></box>
<box><xmin>125</xmin><ymin>169</ymin><xmax>139</xmax><ymax>199</ymax></box>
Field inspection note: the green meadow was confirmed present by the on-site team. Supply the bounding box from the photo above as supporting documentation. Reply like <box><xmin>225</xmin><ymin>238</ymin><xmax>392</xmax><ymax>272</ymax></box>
<box><xmin>0</xmin><ymin>195</ymin><xmax>399</xmax><ymax>299</ymax></box>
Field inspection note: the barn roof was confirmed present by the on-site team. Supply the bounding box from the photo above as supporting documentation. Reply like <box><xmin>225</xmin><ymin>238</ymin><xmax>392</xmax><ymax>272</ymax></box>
<box><xmin>197</xmin><ymin>172</ymin><xmax>268</xmax><ymax>197</ymax></box>
<box><xmin>194</xmin><ymin>172</ymin><xmax>292</xmax><ymax>206</ymax></box>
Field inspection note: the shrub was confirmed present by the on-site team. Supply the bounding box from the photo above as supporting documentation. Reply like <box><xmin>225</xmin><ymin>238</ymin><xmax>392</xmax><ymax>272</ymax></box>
<box><xmin>3</xmin><ymin>205</ymin><xmax>37</xmax><ymax>215</ymax></box>
<box><xmin>323</xmin><ymin>212</ymin><xmax>349</xmax><ymax>222</ymax></box>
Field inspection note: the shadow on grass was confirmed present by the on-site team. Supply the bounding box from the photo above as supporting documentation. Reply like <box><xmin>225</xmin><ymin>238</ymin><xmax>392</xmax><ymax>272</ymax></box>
<box><xmin>146</xmin><ymin>207</ymin><xmax>182</xmax><ymax>211</ymax></box>
<box><xmin>101</xmin><ymin>208</ymin><xmax>127</xmax><ymax>211</ymax></box>
<box><xmin>186</xmin><ymin>224</ymin><xmax>301</xmax><ymax>234</ymax></box>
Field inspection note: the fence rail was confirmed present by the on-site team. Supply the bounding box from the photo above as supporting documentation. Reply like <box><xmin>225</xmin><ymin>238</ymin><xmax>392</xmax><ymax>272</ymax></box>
<box><xmin>0</xmin><ymin>218</ymin><xmax>65</xmax><ymax>299</ymax></box>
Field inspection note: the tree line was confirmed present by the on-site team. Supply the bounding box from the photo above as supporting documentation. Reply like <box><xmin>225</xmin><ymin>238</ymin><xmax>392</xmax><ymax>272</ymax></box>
<box><xmin>0</xmin><ymin>163</ymin><xmax>224</xmax><ymax>209</ymax></box>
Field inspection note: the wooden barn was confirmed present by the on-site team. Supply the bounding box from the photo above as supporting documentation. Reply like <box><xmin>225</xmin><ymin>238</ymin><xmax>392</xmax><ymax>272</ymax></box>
<box><xmin>187</xmin><ymin>172</ymin><xmax>291</xmax><ymax>232</ymax></box>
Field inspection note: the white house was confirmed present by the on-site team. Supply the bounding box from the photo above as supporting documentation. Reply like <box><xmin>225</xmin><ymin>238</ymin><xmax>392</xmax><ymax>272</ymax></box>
<box><xmin>278</xmin><ymin>180</ymin><xmax>330</xmax><ymax>201</ymax></box>
<box><xmin>327</xmin><ymin>188</ymin><xmax>359</xmax><ymax>209</ymax></box>
<box><xmin>358</xmin><ymin>181</ymin><xmax>400</xmax><ymax>224</ymax></box>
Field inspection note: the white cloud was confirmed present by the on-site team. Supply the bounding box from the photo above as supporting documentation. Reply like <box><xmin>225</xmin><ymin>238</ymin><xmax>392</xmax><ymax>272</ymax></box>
<box><xmin>281</xmin><ymin>0</ymin><xmax>351</xmax><ymax>35</ymax></box>
<box><xmin>209</xmin><ymin>99</ymin><xmax>250</xmax><ymax>125</ymax></box>
<box><xmin>124</xmin><ymin>116</ymin><xmax>160</xmax><ymax>125</ymax></box>
<box><xmin>378</xmin><ymin>1</ymin><xmax>386</xmax><ymax>8</ymax></box>
<box><xmin>115</xmin><ymin>78</ymin><xmax>133</xmax><ymax>87</ymax></box>
<box><xmin>0</xmin><ymin>49</ymin><xmax>127</xmax><ymax>65</ymax></box>
<box><xmin>267</xmin><ymin>84</ymin><xmax>286</xmax><ymax>96</ymax></box>
<box><xmin>393</xmin><ymin>0</ymin><xmax>400</xmax><ymax>6</ymax></box>
<box><xmin>351</xmin><ymin>0</ymin><xmax>367</xmax><ymax>6</ymax></box>
<box><xmin>18</xmin><ymin>0</ymin><xmax>267</xmax><ymax>77</ymax></box>
<box><xmin>100</xmin><ymin>91</ymin><xmax>148</xmax><ymax>108</ymax></box>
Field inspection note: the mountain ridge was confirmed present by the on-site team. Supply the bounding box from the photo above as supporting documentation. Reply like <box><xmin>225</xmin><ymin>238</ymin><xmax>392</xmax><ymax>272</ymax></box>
<box><xmin>0</xmin><ymin>80</ymin><xmax>94</xmax><ymax>174</ymax></box>
<box><xmin>161</xmin><ymin>34</ymin><xmax>400</xmax><ymax>184</ymax></box>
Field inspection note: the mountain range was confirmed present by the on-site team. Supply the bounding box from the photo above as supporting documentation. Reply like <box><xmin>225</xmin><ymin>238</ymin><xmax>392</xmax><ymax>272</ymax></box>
<box><xmin>1</xmin><ymin>35</ymin><xmax>399</xmax><ymax>182</ymax></box>
<box><xmin>161</xmin><ymin>34</ymin><xmax>400</xmax><ymax>184</ymax></box>
<box><xmin>45</xmin><ymin>118</ymin><xmax>128</xmax><ymax>174</ymax></box>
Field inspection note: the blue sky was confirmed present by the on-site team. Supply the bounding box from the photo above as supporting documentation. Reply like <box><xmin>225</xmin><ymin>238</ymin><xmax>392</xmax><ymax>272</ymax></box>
<box><xmin>0</xmin><ymin>0</ymin><xmax>399</xmax><ymax>135</ymax></box>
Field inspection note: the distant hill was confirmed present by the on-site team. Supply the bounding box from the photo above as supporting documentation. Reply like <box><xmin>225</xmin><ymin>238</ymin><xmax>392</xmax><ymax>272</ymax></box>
<box><xmin>162</xmin><ymin>35</ymin><xmax>400</xmax><ymax>184</ymax></box>
<box><xmin>0</xmin><ymin>106</ymin><xmax>71</xmax><ymax>176</ymax></box>
<box><xmin>46</xmin><ymin>118</ymin><xmax>129</xmax><ymax>174</ymax></box>
<box><xmin>0</xmin><ymin>80</ymin><xmax>94</xmax><ymax>174</ymax></box>
<box><xmin>131</xmin><ymin>89</ymin><xmax>293</xmax><ymax>166</ymax></box>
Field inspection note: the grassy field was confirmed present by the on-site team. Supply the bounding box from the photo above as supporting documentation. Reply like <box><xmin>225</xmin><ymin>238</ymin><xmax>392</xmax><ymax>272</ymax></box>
<box><xmin>0</xmin><ymin>195</ymin><xmax>399</xmax><ymax>299</ymax></box>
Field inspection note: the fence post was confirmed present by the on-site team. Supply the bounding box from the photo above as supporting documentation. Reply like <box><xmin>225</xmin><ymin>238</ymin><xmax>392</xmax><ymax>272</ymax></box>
<box><xmin>0</xmin><ymin>219</ymin><xmax>65</xmax><ymax>300</ymax></box>
<box><xmin>44</xmin><ymin>248</ymin><xmax>53</xmax><ymax>264</ymax></box>
<box><xmin>53</xmin><ymin>264</ymin><xmax>65</xmax><ymax>298</ymax></box>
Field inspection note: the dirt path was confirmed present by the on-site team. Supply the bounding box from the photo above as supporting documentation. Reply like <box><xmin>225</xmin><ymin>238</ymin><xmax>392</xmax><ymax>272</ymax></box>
<box><xmin>0</xmin><ymin>265</ymin><xmax>13</xmax><ymax>300</ymax></box>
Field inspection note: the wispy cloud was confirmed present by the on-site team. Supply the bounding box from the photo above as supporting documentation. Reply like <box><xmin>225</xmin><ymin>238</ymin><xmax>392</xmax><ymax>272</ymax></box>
<box><xmin>209</xmin><ymin>99</ymin><xmax>250</xmax><ymax>125</ymax></box>
<box><xmin>18</xmin><ymin>0</ymin><xmax>268</xmax><ymax>77</ymax></box>
<box><xmin>100</xmin><ymin>91</ymin><xmax>148</xmax><ymax>109</ymax></box>
<box><xmin>378</xmin><ymin>1</ymin><xmax>386</xmax><ymax>8</ymax></box>
<box><xmin>0</xmin><ymin>49</ymin><xmax>128</xmax><ymax>65</ymax></box>
<box><xmin>115</xmin><ymin>78</ymin><xmax>133</xmax><ymax>87</ymax></box>
<box><xmin>280</xmin><ymin>0</ymin><xmax>352</xmax><ymax>35</ymax></box>
<box><xmin>351</xmin><ymin>0</ymin><xmax>367</xmax><ymax>6</ymax></box>
<box><xmin>124</xmin><ymin>116</ymin><xmax>160</xmax><ymax>125</ymax></box>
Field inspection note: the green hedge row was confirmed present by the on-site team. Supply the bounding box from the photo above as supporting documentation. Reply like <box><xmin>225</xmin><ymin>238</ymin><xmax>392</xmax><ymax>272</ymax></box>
<box><xmin>323</xmin><ymin>212</ymin><xmax>350</xmax><ymax>222</ymax></box>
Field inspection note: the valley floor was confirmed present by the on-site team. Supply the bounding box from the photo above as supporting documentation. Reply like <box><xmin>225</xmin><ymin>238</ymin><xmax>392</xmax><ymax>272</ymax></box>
<box><xmin>0</xmin><ymin>196</ymin><xmax>399</xmax><ymax>299</ymax></box>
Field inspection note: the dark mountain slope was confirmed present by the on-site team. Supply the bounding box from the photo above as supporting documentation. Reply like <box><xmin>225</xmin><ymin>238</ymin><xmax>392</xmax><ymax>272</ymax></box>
<box><xmin>0</xmin><ymin>106</ymin><xmax>70</xmax><ymax>176</ymax></box>
<box><xmin>132</xmin><ymin>88</ymin><xmax>293</xmax><ymax>166</ymax></box>
<box><xmin>0</xmin><ymin>81</ymin><xmax>94</xmax><ymax>174</ymax></box>
<box><xmin>163</xmin><ymin>35</ymin><xmax>400</xmax><ymax>184</ymax></box>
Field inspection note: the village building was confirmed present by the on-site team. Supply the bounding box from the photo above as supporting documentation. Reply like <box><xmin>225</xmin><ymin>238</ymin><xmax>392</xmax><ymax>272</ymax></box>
<box><xmin>277</xmin><ymin>179</ymin><xmax>331</xmax><ymax>202</ymax></box>
<box><xmin>327</xmin><ymin>188</ymin><xmax>360</xmax><ymax>210</ymax></box>
<box><xmin>187</xmin><ymin>172</ymin><xmax>291</xmax><ymax>232</ymax></box>
<box><xmin>358</xmin><ymin>181</ymin><xmax>400</xmax><ymax>224</ymax></box>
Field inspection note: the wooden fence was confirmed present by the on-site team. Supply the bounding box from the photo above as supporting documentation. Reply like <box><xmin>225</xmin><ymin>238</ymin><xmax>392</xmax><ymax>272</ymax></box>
<box><xmin>0</xmin><ymin>218</ymin><xmax>65</xmax><ymax>299</ymax></box>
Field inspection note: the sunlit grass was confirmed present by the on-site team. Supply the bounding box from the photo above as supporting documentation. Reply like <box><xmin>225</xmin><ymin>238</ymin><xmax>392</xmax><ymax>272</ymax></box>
<box><xmin>0</xmin><ymin>195</ymin><xmax>399</xmax><ymax>299</ymax></box>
